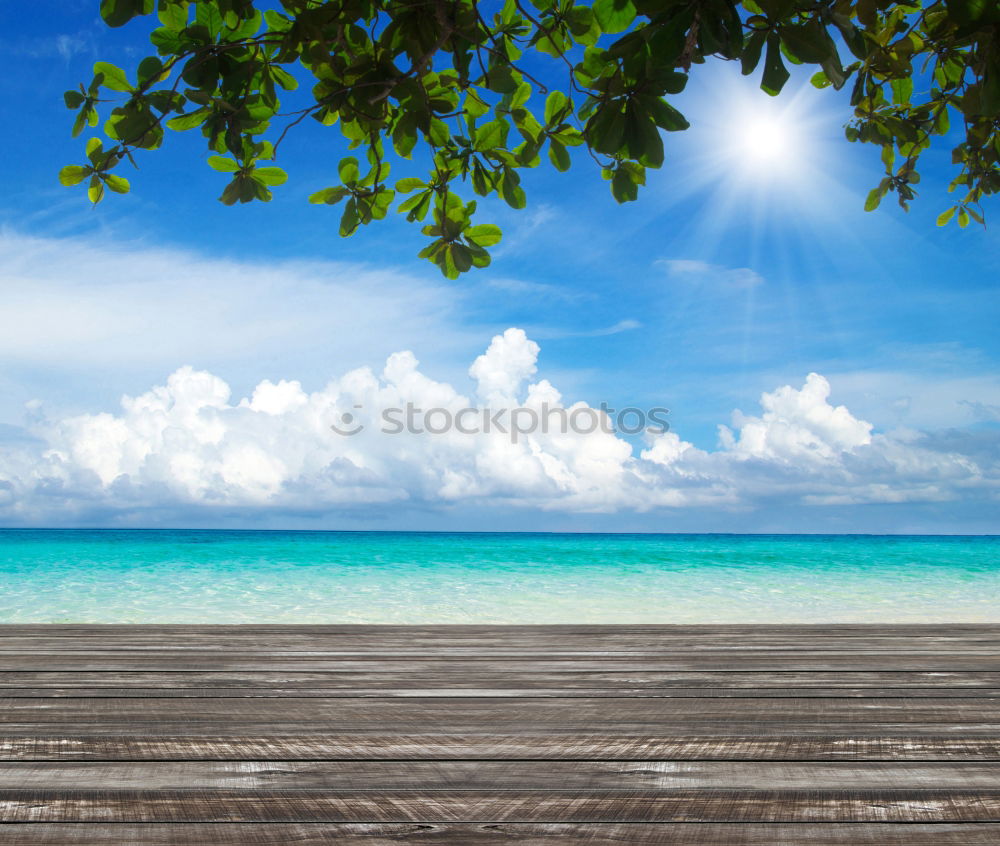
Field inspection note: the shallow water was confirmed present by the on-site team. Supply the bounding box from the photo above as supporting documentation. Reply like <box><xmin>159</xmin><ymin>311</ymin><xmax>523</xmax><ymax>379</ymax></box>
<box><xmin>0</xmin><ymin>530</ymin><xmax>997</xmax><ymax>623</ymax></box>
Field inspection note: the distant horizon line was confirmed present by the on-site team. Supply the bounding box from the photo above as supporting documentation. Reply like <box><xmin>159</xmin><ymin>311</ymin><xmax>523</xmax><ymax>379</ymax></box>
<box><xmin>0</xmin><ymin>527</ymin><xmax>997</xmax><ymax>539</ymax></box>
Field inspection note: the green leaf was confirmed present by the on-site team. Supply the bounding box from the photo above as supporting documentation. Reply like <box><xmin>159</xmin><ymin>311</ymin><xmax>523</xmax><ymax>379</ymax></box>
<box><xmin>465</xmin><ymin>224</ymin><xmax>503</xmax><ymax>247</ymax></box>
<box><xmin>195</xmin><ymin>2</ymin><xmax>224</xmax><ymax>36</ymax></box>
<box><xmin>891</xmin><ymin>77</ymin><xmax>914</xmax><ymax>105</ymax></box>
<box><xmin>981</xmin><ymin>69</ymin><xmax>1000</xmax><ymax>115</ymax></box>
<box><xmin>150</xmin><ymin>26</ymin><xmax>183</xmax><ymax>53</ymax></box>
<box><xmin>308</xmin><ymin>186</ymin><xmax>350</xmax><ymax>205</ymax></box>
<box><xmin>395</xmin><ymin>178</ymin><xmax>426</xmax><ymax>193</ymax></box>
<box><xmin>391</xmin><ymin>112</ymin><xmax>418</xmax><ymax>158</ymax></box>
<box><xmin>427</xmin><ymin>118</ymin><xmax>451</xmax><ymax>146</ymax></box>
<box><xmin>648</xmin><ymin>98</ymin><xmax>689</xmax><ymax>132</ymax></box>
<box><xmin>72</xmin><ymin>107</ymin><xmax>94</xmax><ymax>138</ymax></box>
<box><xmin>936</xmin><ymin>206</ymin><xmax>957</xmax><ymax>226</ymax></box>
<box><xmin>779</xmin><ymin>23</ymin><xmax>832</xmax><ymax>64</ymax></box>
<box><xmin>450</xmin><ymin>243</ymin><xmax>473</xmax><ymax>274</ymax></box>
<box><xmin>253</xmin><ymin>166</ymin><xmax>288</xmax><ymax>186</ymax></box>
<box><xmin>64</xmin><ymin>90</ymin><xmax>86</xmax><ymax>109</ymax></box>
<box><xmin>219</xmin><ymin>178</ymin><xmax>241</xmax><ymax>206</ymax></box>
<box><xmin>338</xmin><ymin>157</ymin><xmax>360</xmax><ymax>184</ymax></box>
<box><xmin>399</xmin><ymin>190</ymin><xmax>432</xmax><ymax>221</ymax></box>
<box><xmin>465</xmin><ymin>90</ymin><xmax>490</xmax><ymax>119</ymax></box>
<box><xmin>593</xmin><ymin>0</ymin><xmax>636</xmax><ymax>34</ymax></box>
<box><xmin>87</xmin><ymin>174</ymin><xmax>105</xmax><ymax>204</ymax></box>
<box><xmin>475</xmin><ymin>120</ymin><xmax>507</xmax><ymax>151</ymax></box>
<box><xmin>944</xmin><ymin>0</ymin><xmax>1000</xmax><ymax>27</ymax></box>
<box><xmin>741</xmin><ymin>31</ymin><xmax>767</xmax><ymax>76</ymax></box>
<box><xmin>544</xmin><ymin>91</ymin><xmax>569</xmax><ymax>125</ymax></box>
<box><xmin>207</xmin><ymin>156</ymin><xmax>239</xmax><ymax>172</ymax></box>
<box><xmin>85</xmin><ymin>138</ymin><xmax>104</xmax><ymax>163</ymax></box>
<box><xmin>548</xmin><ymin>139</ymin><xmax>571</xmax><ymax>171</ymax></box>
<box><xmin>864</xmin><ymin>187</ymin><xmax>883</xmax><ymax>212</ymax></box>
<box><xmin>271</xmin><ymin>67</ymin><xmax>298</xmax><ymax>91</ymax></box>
<box><xmin>93</xmin><ymin>62</ymin><xmax>133</xmax><ymax>93</ymax></box>
<box><xmin>587</xmin><ymin>104</ymin><xmax>627</xmax><ymax>154</ymax></box>
<box><xmin>137</xmin><ymin>56</ymin><xmax>165</xmax><ymax>85</ymax></box>
<box><xmin>811</xmin><ymin>71</ymin><xmax>832</xmax><ymax>90</ymax></box>
<box><xmin>100</xmin><ymin>0</ymin><xmax>154</xmax><ymax>28</ymax></box>
<box><xmin>158</xmin><ymin>2</ymin><xmax>189</xmax><ymax>31</ymax></box>
<box><xmin>167</xmin><ymin>109</ymin><xmax>209</xmax><ymax>131</ymax></box>
<box><xmin>104</xmin><ymin>173</ymin><xmax>131</xmax><ymax>194</ymax></box>
<box><xmin>59</xmin><ymin>165</ymin><xmax>91</xmax><ymax>186</ymax></box>
<box><xmin>611</xmin><ymin>166</ymin><xmax>639</xmax><ymax>202</ymax></box>
<box><xmin>339</xmin><ymin>199</ymin><xmax>360</xmax><ymax>236</ymax></box>
<box><xmin>761</xmin><ymin>35</ymin><xmax>790</xmax><ymax>96</ymax></box>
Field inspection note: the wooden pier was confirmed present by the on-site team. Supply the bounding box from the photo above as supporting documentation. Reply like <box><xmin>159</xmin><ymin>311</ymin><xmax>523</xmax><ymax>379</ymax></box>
<box><xmin>1</xmin><ymin>624</ymin><xmax>999</xmax><ymax>843</ymax></box>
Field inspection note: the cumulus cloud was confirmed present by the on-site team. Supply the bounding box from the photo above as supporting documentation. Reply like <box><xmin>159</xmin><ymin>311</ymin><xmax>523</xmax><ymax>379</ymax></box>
<box><xmin>0</xmin><ymin>330</ymin><xmax>995</xmax><ymax>524</ymax></box>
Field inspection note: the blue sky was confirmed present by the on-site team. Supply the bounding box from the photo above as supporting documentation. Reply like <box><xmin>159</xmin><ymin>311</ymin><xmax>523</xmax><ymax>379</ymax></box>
<box><xmin>1</xmin><ymin>3</ymin><xmax>998</xmax><ymax>532</ymax></box>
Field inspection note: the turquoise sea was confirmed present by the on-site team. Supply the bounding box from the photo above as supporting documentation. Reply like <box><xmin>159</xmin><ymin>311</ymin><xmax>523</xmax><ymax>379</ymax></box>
<box><xmin>0</xmin><ymin>530</ymin><xmax>997</xmax><ymax>623</ymax></box>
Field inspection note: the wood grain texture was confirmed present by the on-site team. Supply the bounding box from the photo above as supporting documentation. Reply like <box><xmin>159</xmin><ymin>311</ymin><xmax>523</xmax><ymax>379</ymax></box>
<box><xmin>4</xmin><ymin>789</ymin><xmax>1000</xmax><ymax>822</ymax></box>
<box><xmin>11</xmin><ymin>685</ymin><xmax>1000</xmax><ymax>698</ymax></box>
<box><xmin>1</xmin><ymin>654</ymin><xmax>998</xmax><ymax>671</ymax></box>
<box><xmin>1</xmin><ymin>760</ymin><xmax>998</xmax><ymax>789</ymax></box>
<box><xmin>3</xmin><ymin>669</ymin><xmax>1000</xmax><ymax>689</ymax></box>
<box><xmin>2</xmin><ymin>824</ymin><xmax>1000</xmax><ymax>845</ymax></box>
<box><xmin>2</xmin><ymin>624</ymin><xmax>999</xmax><ymax>842</ymax></box>
<box><xmin>5</xmin><ymin>734</ymin><xmax>1000</xmax><ymax>760</ymax></box>
<box><xmin>0</xmin><ymin>726</ymin><xmax>1000</xmax><ymax>761</ymax></box>
<box><xmin>2</xmin><ymin>696</ymin><xmax>999</xmax><ymax>729</ymax></box>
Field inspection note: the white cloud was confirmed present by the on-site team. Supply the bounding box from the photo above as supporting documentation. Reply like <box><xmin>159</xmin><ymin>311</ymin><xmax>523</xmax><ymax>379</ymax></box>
<box><xmin>528</xmin><ymin>319</ymin><xmax>642</xmax><ymax>340</ymax></box>
<box><xmin>657</xmin><ymin>258</ymin><xmax>764</xmax><ymax>289</ymax></box>
<box><xmin>824</xmin><ymin>369</ymin><xmax>1000</xmax><ymax>430</ymax></box>
<box><xmin>962</xmin><ymin>400</ymin><xmax>1000</xmax><ymax>423</ymax></box>
<box><xmin>717</xmin><ymin>373</ymin><xmax>872</xmax><ymax>464</ymax></box>
<box><xmin>469</xmin><ymin>328</ymin><xmax>540</xmax><ymax>406</ymax></box>
<box><xmin>0</xmin><ymin>230</ymin><xmax>477</xmax><ymax>419</ymax></box>
<box><xmin>0</xmin><ymin>331</ymin><xmax>996</xmax><ymax>524</ymax></box>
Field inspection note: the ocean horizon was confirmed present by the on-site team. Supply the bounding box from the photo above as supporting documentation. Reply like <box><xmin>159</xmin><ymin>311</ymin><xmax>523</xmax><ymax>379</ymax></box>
<box><xmin>1</xmin><ymin>529</ymin><xmax>997</xmax><ymax>625</ymax></box>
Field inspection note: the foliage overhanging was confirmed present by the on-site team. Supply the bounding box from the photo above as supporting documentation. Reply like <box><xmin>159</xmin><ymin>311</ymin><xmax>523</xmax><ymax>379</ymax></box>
<box><xmin>62</xmin><ymin>0</ymin><xmax>1000</xmax><ymax>276</ymax></box>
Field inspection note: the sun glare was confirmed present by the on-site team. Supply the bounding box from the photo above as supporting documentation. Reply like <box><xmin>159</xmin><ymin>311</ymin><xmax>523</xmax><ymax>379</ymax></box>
<box><xmin>724</xmin><ymin>106</ymin><xmax>802</xmax><ymax>179</ymax></box>
<box><xmin>660</xmin><ymin>68</ymin><xmax>857</xmax><ymax>259</ymax></box>
<box><xmin>676</xmin><ymin>70</ymin><xmax>827</xmax><ymax>190</ymax></box>
<box><xmin>741</xmin><ymin>116</ymin><xmax>793</xmax><ymax>165</ymax></box>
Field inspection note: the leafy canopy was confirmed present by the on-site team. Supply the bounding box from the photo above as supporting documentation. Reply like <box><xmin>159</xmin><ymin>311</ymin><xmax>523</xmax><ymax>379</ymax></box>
<box><xmin>63</xmin><ymin>0</ymin><xmax>1000</xmax><ymax>276</ymax></box>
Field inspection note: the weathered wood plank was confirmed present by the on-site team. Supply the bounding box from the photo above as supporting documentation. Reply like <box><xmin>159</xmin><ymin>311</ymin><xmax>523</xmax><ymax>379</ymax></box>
<box><xmin>3</xmin><ymin>636</ymin><xmax>1000</xmax><ymax>652</ymax></box>
<box><xmin>1</xmin><ymin>761</ymin><xmax>998</xmax><ymax>790</ymax></box>
<box><xmin>1</xmin><ymin>654</ymin><xmax>997</xmax><ymax>670</ymax></box>
<box><xmin>1</xmin><ymin>624</ymin><xmax>997</xmax><ymax>840</ymax></box>
<box><xmin>10</xmin><ymin>686</ymin><xmax>1000</xmax><ymax>698</ymax></box>
<box><xmin>10</xmin><ymin>722</ymin><xmax>1000</xmax><ymax>736</ymax></box>
<box><xmin>2</xmin><ymin>696</ymin><xmax>998</xmax><ymax>725</ymax></box>
<box><xmin>4</xmin><ymin>789</ymin><xmax>1000</xmax><ymax>822</ymax></box>
<box><xmin>3</xmin><ymin>735</ymin><xmax>1000</xmax><ymax>761</ymax></box>
<box><xmin>3</xmin><ymin>670</ymin><xmax>1000</xmax><ymax>690</ymax></box>
<box><xmin>2</xmin><ymin>823</ymin><xmax>1000</xmax><ymax>845</ymax></box>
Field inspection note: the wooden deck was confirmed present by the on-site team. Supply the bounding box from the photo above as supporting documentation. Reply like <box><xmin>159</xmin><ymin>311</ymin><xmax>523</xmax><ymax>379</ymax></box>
<box><xmin>1</xmin><ymin>625</ymin><xmax>999</xmax><ymax>844</ymax></box>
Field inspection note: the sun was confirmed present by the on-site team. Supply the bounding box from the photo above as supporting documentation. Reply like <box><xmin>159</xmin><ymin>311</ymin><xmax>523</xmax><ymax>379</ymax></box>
<box><xmin>724</xmin><ymin>105</ymin><xmax>802</xmax><ymax>179</ymax></box>
<box><xmin>740</xmin><ymin>115</ymin><xmax>795</xmax><ymax>165</ymax></box>
<box><xmin>648</xmin><ymin>66</ymin><xmax>860</xmax><ymax>267</ymax></box>
<box><xmin>675</xmin><ymin>68</ymin><xmax>825</xmax><ymax>189</ymax></box>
